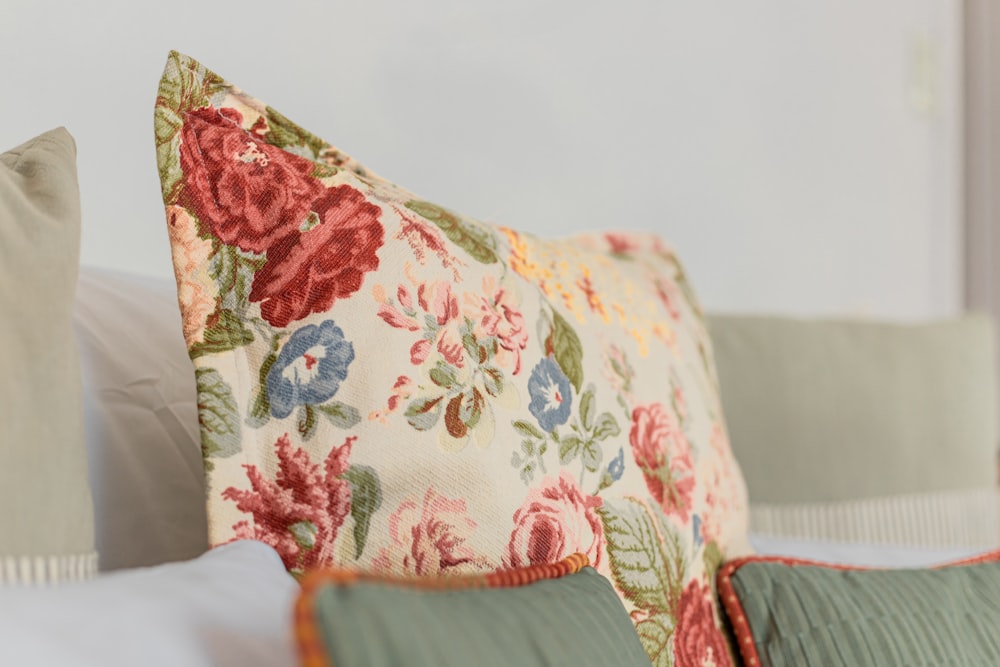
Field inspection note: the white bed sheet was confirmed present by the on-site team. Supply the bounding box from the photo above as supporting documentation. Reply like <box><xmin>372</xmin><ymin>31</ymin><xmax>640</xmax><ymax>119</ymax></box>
<box><xmin>749</xmin><ymin>532</ymin><xmax>990</xmax><ymax>568</ymax></box>
<box><xmin>0</xmin><ymin>540</ymin><xmax>297</xmax><ymax>667</ymax></box>
<box><xmin>75</xmin><ymin>267</ymin><xmax>207</xmax><ymax>570</ymax></box>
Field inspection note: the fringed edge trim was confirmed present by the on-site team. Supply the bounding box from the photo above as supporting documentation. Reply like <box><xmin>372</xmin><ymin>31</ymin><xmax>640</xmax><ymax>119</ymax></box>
<box><xmin>0</xmin><ymin>551</ymin><xmax>98</xmax><ymax>585</ymax></box>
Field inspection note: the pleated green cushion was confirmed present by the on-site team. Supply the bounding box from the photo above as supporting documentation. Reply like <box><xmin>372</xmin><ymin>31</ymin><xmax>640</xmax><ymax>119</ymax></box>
<box><xmin>299</xmin><ymin>566</ymin><xmax>648</xmax><ymax>667</ymax></box>
<box><xmin>721</xmin><ymin>555</ymin><xmax>1000</xmax><ymax>667</ymax></box>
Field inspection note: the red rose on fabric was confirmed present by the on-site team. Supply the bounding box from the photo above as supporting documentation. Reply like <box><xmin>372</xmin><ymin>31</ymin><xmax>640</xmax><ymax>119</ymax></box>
<box><xmin>505</xmin><ymin>471</ymin><xmax>604</xmax><ymax>569</ymax></box>
<box><xmin>222</xmin><ymin>434</ymin><xmax>354</xmax><ymax>573</ymax></box>
<box><xmin>371</xmin><ymin>488</ymin><xmax>480</xmax><ymax>576</ymax></box>
<box><xmin>674</xmin><ymin>580</ymin><xmax>732</xmax><ymax>667</ymax></box>
<box><xmin>249</xmin><ymin>185</ymin><xmax>384</xmax><ymax>328</ymax></box>
<box><xmin>178</xmin><ymin>106</ymin><xmax>324</xmax><ymax>253</ymax></box>
<box><xmin>629</xmin><ymin>402</ymin><xmax>696</xmax><ymax>522</ymax></box>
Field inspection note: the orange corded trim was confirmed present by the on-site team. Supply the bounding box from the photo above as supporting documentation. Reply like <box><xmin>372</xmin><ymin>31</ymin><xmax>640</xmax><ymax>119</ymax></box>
<box><xmin>294</xmin><ymin>553</ymin><xmax>591</xmax><ymax>667</ymax></box>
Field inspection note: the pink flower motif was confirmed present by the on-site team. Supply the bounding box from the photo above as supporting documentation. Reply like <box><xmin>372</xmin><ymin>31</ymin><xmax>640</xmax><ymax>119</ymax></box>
<box><xmin>372</xmin><ymin>284</ymin><xmax>420</xmax><ymax>331</ymax></box>
<box><xmin>222</xmin><ymin>434</ymin><xmax>354</xmax><ymax>573</ymax></box>
<box><xmin>410</xmin><ymin>339</ymin><xmax>432</xmax><ymax>365</ymax></box>
<box><xmin>368</xmin><ymin>376</ymin><xmax>414</xmax><ymax>423</ymax></box>
<box><xmin>372</xmin><ymin>488</ymin><xmax>479</xmax><ymax>576</ymax></box>
<box><xmin>397</xmin><ymin>285</ymin><xmax>414</xmax><ymax>310</ymax></box>
<box><xmin>603</xmin><ymin>343</ymin><xmax>635</xmax><ymax>403</ymax></box>
<box><xmin>419</xmin><ymin>281</ymin><xmax>459</xmax><ymax>326</ymax></box>
<box><xmin>436</xmin><ymin>326</ymin><xmax>465</xmax><ymax>368</ymax></box>
<box><xmin>165</xmin><ymin>205</ymin><xmax>218</xmax><ymax>346</ymax></box>
<box><xmin>466</xmin><ymin>276</ymin><xmax>529</xmax><ymax>374</ymax></box>
<box><xmin>505</xmin><ymin>471</ymin><xmax>604</xmax><ymax>569</ymax></box>
<box><xmin>655</xmin><ymin>276</ymin><xmax>682</xmax><ymax>321</ymax></box>
<box><xmin>673</xmin><ymin>580</ymin><xmax>733</xmax><ymax>667</ymax></box>
<box><xmin>629</xmin><ymin>403</ymin><xmax>696</xmax><ymax>523</ymax></box>
<box><xmin>376</xmin><ymin>303</ymin><xmax>420</xmax><ymax>331</ymax></box>
<box><xmin>700</xmin><ymin>424</ymin><xmax>737</xmax><ymax>544</ymax></box>
<box><xmin>673</xmin><ymin>383</ymin><xmax>688</xmax><ymax>424</ymax></box>
<box><xmin>605</xmin><ymin>232</ymin><xmax>641</xmax><ymax>255</ymax></box>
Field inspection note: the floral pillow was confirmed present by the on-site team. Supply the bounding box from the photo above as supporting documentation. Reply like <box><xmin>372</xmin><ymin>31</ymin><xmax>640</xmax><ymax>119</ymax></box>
<box><xmin>155</xmin><ymin>51</ymin><xmax>751</xmax><ymax>665</ymax></box>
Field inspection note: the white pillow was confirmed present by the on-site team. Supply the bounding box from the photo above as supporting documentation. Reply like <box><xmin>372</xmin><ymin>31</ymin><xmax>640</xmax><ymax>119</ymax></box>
<box><xmin>0</xmin><ymin>540</ymin><xmax>297</xmax><ymax>667</ymax></box>
<box><xmin>75</xmin><ymin>266</ymin><xmax>207</xmax><ymax>570</ymax></box>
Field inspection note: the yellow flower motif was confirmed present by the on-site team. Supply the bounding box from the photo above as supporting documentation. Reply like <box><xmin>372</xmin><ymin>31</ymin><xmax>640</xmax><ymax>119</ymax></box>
<box><xmin>500</xmin><ymin>228</ymin><xmax>680</xmax><ymax>358</ymax></box>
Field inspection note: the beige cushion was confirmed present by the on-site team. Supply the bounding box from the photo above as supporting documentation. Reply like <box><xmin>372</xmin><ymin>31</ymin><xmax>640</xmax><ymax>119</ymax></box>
<box><xmin>709</xmin><ymin>314</ymin><xmax>998</xmax><ymax>503</ymax></box>
<box><xmin>0</xmin><ymin>129</ymin><xmax>96</xmax><ymax>582</ymax></box>
<box><xmin>709</xmin><ymin>314</ymin><xmax>1000</xmax><ymax>548</ymax></box>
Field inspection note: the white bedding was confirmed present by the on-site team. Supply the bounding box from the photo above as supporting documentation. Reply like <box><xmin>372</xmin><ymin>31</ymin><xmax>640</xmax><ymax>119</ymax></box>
<box><xmin>749</xmin><ymin>533</ymin><xmax>990</xmax><ymax>568</ymax></box>
<box><xmin>75</xmin><ymin>267</ymin><xmax>207</xmax><ymax>570</ymax></box>
<box><xmin>0</xmin><ymin>541</ymin><xmax>297</xmax><ymax>667</ymax></box>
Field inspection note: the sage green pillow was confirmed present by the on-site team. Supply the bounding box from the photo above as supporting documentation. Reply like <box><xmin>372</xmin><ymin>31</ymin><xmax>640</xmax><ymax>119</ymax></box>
<box><xmin>708</xmin><ymin>314</ymin><xmax>998</xmax><ymax>504</ymax></box>
<box><xmin>295</xmin><ymin>554</ymin><xmax>649</xmax><ymax>667</ymax></box>
<box><xmin>0</xmin><ymin>129</ymin><xmax>96</xmax><ymax>582</ymax></box>
<box><xmin>718</xmin><ymin>552</ymin><xmax>1000</xmax><ymax>666</ymax></box>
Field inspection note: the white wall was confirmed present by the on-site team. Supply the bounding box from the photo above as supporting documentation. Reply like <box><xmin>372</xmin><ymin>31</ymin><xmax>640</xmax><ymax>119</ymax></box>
<box><xmin>0</xmin><ymin>0</ymin><xmax>962</xmax><ymax>319</ymax></box>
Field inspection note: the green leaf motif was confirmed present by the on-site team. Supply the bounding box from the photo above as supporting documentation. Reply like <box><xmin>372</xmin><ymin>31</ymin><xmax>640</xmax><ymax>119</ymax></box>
<box><xmin>405</xmin><ymin>395</ymin><xmax>444</xmax><ymax>431</ymax></box>
<box><xmin>634</xmin><ymin>617</ymin><xmax>674</xmax><ymax>667</ymax></box>
<box><xmin>154</xmin><ymin>106</ymin><xmax>183</xmax><ymax>202</ymax></box>
<box><xmin>481</xmin><ymin>365</ymin><xmax>504</xmax><ymax>397</ymax></box>
<box><xmin>156</xmin><ymin>52</ymin><xmax>227</xmax><ymax>202</ymax></box>
<box><xmin>513</xmin><ymin>419</ymin><xmax>545</xmax><ymax>440</ymax></box>
<box><xmin>598</xmin><ymin>498</ymin><xmax>686</xmax><ymax>617</ymax></box>
<box><xmin>190</xmin><ymin>309</ymin><xmax>255</xmax><ymax>359</ymax></box>
<box><xmin>289</xmin><ymin>521</ymin><xmax>318</xmax><ymax>551</ymax></box>
<box><xmin>592</xmin><ymin>413</ymin><xmax>622</xmax><ymax>442</ymax></box>
<box><xmin>210</xmin><ymin>244</ymin><xmax>265</xmax><ymax>315</ymax></box>
<box><xmin>190</xmin><ymin>244</ymin><xmax>265</xmax><ymax>359</ymax></box>
<box><xmin>315</xmin><ymin>402</ymin><xmax>362</xmax><ymax>430</ymax></box>
<box><xmin>311</xmin><ymin>163</ymin><xmax>339</xmax><ymax>179</ymax></box>
<box><xmin>702</xmin><ymin>540</ymin><xmax>724</xmax><ymax>581</ymax></box>
<box><xmin>558</xmin><ymin>435</ymin><xmax>583</xmax><ymax>465</ymax></box>
<box><xmin>550</xmin><ymin>309</ymin><xmax>584</xmax><ymax>393</ymax></box>
<box><xmin>342</xmin><ymin>465</ymin><xmax>383</xmax><ymax>559</ymax></box>
<box><xmin>429</xmin><ymin>362</ymin><xmax>459</xmax><ymax>389</ymax></box>
<box><xmin>405</xmin><ymin>200</ymin><xmax>498</xmax><ymax>264</ymax></box>
<box><xmin>248</xmin><ymin>351</ymin><xmax>277</xmax><ymax>427</ymax></box>
<box><xmin>581</xmin><ymin>440</ymin><xmax>602</xmax><ymax>472</ymax></box>
<box><xmin>461</xmin><ymin>331</ymin><xmax>479</xmax><ymax>359</ymax></box>
<box><xmin>579</xmin><ymin>386</ymin><xmax>596</xmax><ymax>431</ymax></box>
<box><xmin>265</xmin><ymin>106</ymin><xmax>328</xmax><ymax>159</ymax></box>
<box><xmin>159</xmin><ymin>51</ymin><xmax>226</xmax><ymax>113</ymax></box>
<box><xmin>298</xmin><ymin>404</ymin><xmax>318</xmax><ymax>441</ymax></box>
<box><xmin>196</xmin><ymin>368</ymin><xmax>242</xmax><ymax>463</ymax></box>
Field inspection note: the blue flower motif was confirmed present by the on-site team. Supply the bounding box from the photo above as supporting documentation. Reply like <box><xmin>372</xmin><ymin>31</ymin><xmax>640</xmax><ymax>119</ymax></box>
<box><xmin>527</xmin><ymin>357</ymin><xmax>573</xmax><ymax>432</ymax></box>
<box><xmin>692</xmin><ymin>514</ymin><xmax>703</xmax><ymax>547</ymax></box>
<box><xmin>267</xmin><ymin>320</ymin><xmax>355</xmax><ymax>419</ymax></box>
<box><xmin>608</xmin><ymin>447</ymin><xmax>625</xmax><ymax>482</ymax></box>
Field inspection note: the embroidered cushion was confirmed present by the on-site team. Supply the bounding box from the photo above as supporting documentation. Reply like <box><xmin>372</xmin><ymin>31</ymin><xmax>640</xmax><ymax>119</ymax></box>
<box><xmin>155</xmin><ymin>51</ymin><xmax>751</xmax><ymax>664</ymax></box>
<box><xmin>295</xmin><ymin>554</ymin><xmax>648</xmax><ymax>667</ymax></box>
<box><xmin>718</xmin><ymin>551</ymin><xmax>1000</xmax><ymax>666</ymax></box>
<box><xmin>0</xmin><ymin>129</ymin><xmax>97</xmax><ymax>583</ymax></box>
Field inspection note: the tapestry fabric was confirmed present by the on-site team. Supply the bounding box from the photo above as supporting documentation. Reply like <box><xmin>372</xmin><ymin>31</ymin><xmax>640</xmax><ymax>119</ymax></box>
<box><xmin>155</xmin><ymin>51</ymin><xmax>750</xmax><ymax>665</ymax></box>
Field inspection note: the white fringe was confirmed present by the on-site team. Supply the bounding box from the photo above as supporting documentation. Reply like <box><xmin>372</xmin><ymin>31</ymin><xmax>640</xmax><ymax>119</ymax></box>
<box><xmin>0</xmin><ymin>551</ymin><xmax>98</xmax><ymax>585</ymax></box>
<box><xmin>750</xmin><ymin>487</ymin><xmax>1000</xmax><ymax>549</ymax></box>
